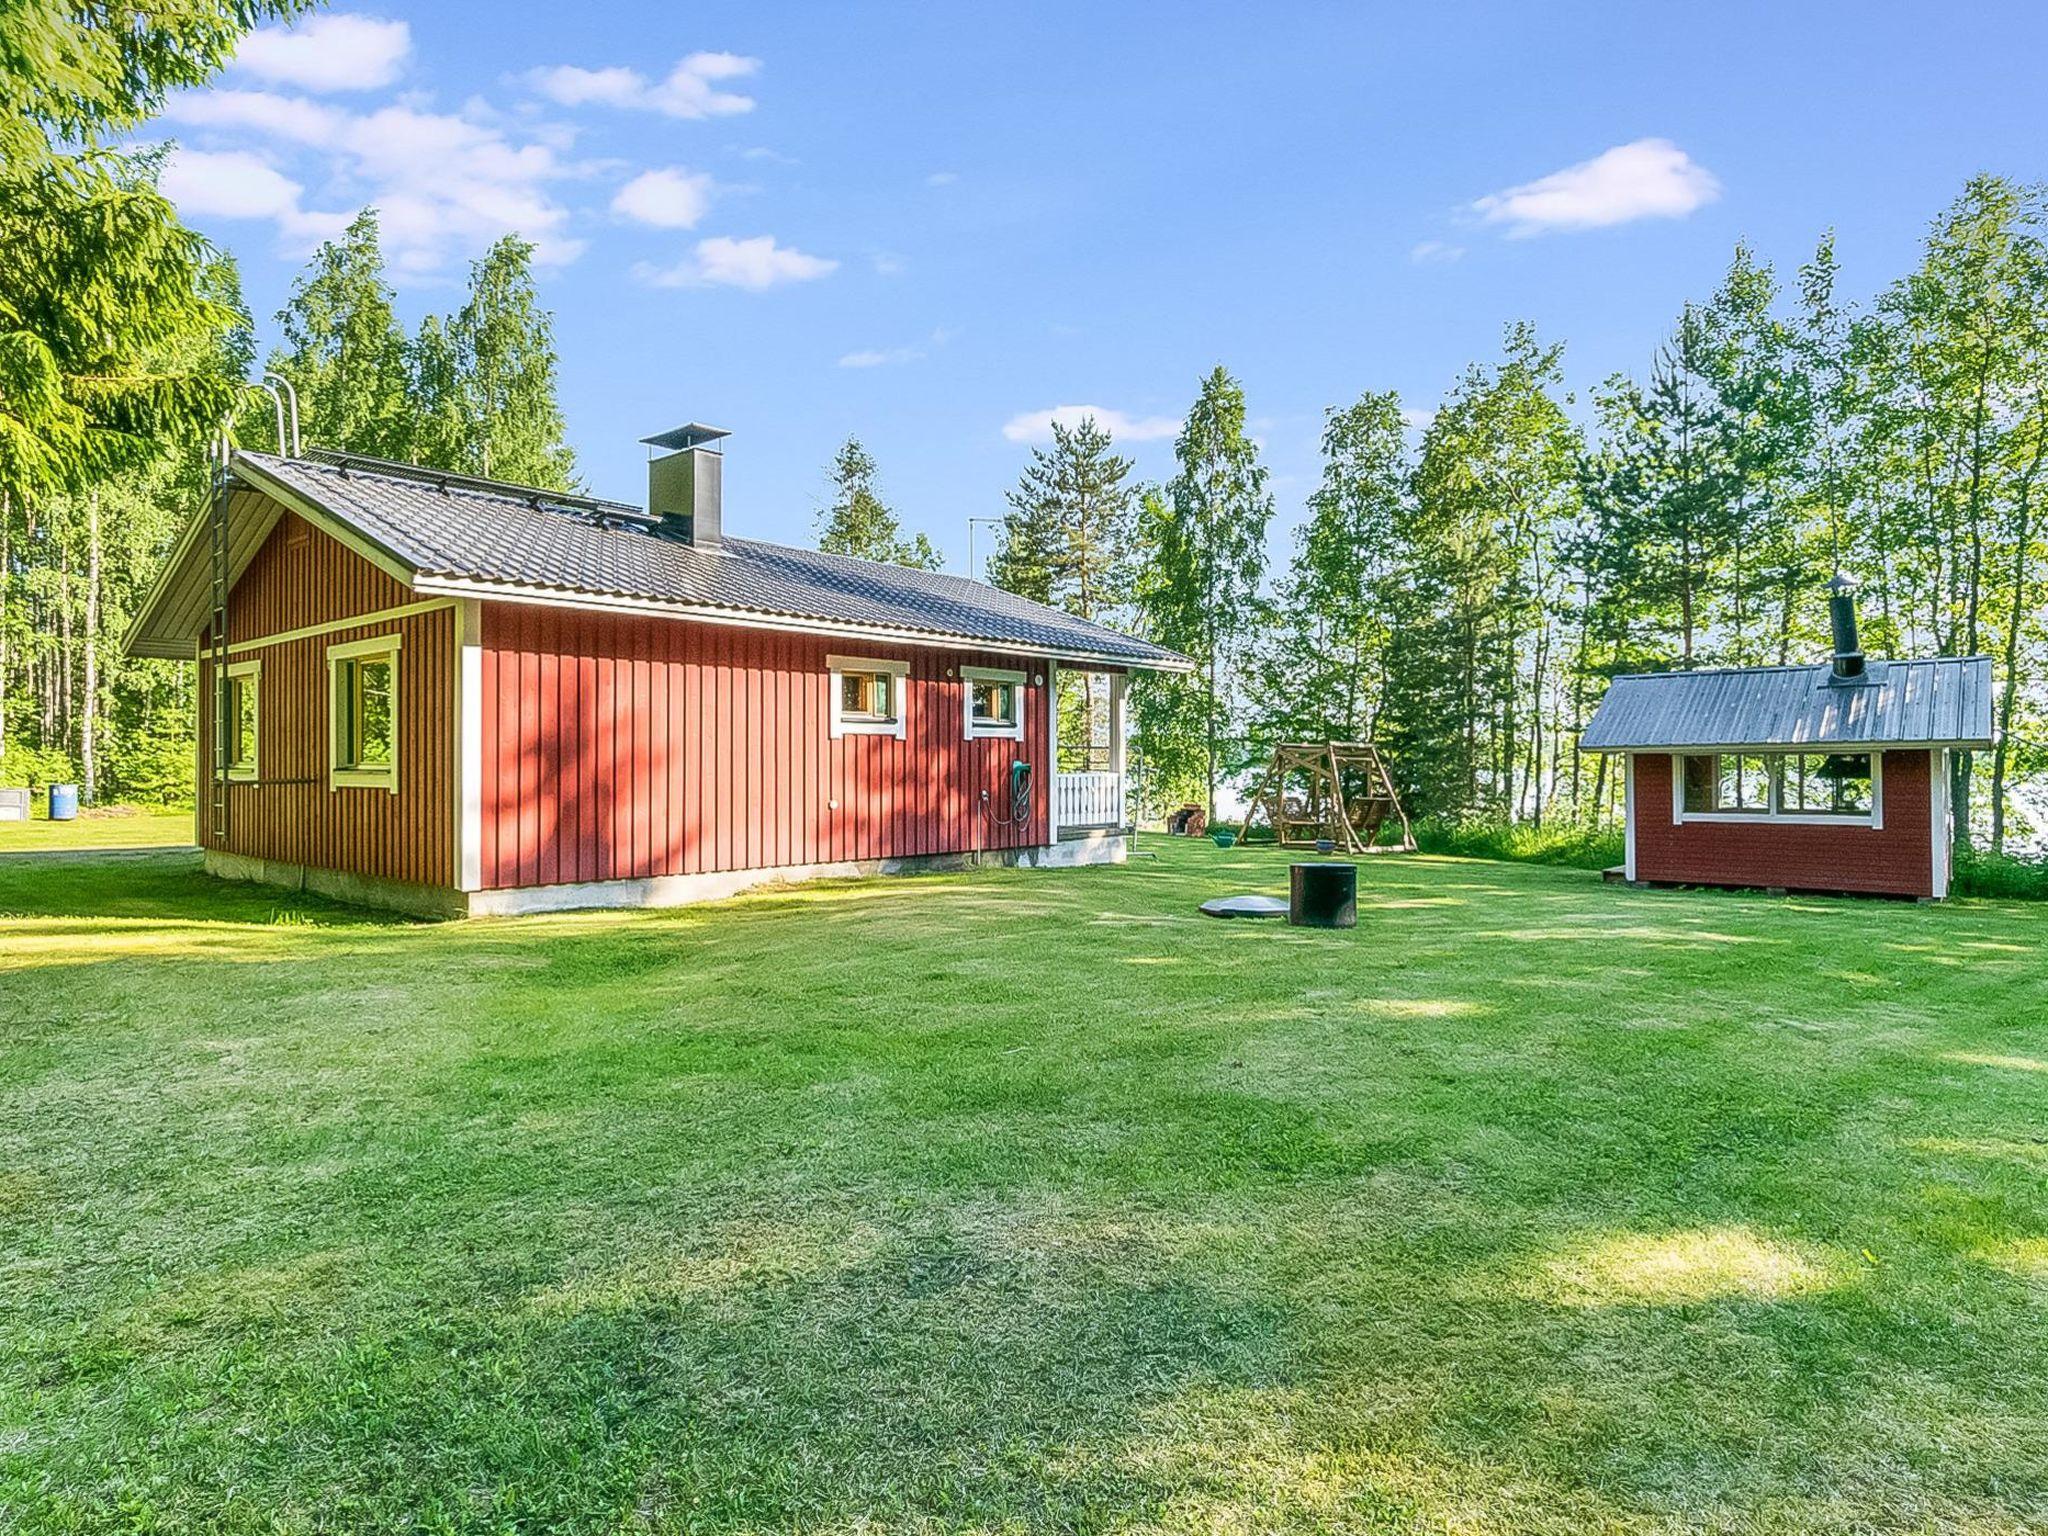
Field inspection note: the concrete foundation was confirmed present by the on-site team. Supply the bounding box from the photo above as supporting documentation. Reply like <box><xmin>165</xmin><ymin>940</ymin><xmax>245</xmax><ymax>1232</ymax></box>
<box><xmin>205</xmin><ymin>831</ymin><xmax>1128</xmax><ymax>918</ymax></box>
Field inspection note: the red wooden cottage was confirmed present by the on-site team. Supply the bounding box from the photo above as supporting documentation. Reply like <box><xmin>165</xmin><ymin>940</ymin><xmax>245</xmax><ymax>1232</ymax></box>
<box><xmin>124</xmin><ymin>427</ymin><xmax>1191</xmax><ymax>916</ymax></box>
<box><xmin>1581</xmin><ymin>579</ymin><xmax>1994</xmax><ymax>900</ymax></box>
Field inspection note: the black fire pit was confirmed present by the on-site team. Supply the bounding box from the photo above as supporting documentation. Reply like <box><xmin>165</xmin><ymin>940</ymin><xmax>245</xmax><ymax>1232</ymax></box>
<box><xmin>1289</xmin><ymin>862</ymin><xmax>1357</xmax><ymax>928</ymax></box>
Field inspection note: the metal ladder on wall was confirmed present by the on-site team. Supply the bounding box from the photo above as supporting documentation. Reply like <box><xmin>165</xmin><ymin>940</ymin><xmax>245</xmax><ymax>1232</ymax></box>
<box><xmin>206</xmin><ymin>438</ymin><xmax>231</xmax><ymax>842</ymax></box>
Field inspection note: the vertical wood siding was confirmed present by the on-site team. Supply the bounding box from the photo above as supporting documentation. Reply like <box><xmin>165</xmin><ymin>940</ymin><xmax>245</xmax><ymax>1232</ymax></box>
<box><xmin>1631</xmin><ymin>749</ymin><xmax>1933</xmax><ymax>897</ymax></box>
<box><xmin>198</xmin><ymin>509</ymin><xmax>455</xmax><ymax>888</ymax></box>
<box><xmin>478</xmin><ymin>604</ymin><xmax>1051</xmax><ymax>889</ymax></box>
<box><xmin>227</xmin><ymin>500</ymin><xmax>413</xmax><ymax>641</ymax></box>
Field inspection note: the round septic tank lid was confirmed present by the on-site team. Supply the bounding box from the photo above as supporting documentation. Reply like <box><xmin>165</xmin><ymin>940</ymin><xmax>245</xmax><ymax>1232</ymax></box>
<box><xmin>1199</xmin><ymin>894</ymin><xmax>1289</xmax><ymax>919</ymax></box>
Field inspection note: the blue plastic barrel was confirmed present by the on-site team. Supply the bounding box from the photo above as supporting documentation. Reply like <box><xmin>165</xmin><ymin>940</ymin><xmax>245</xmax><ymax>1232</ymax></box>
<box><xmin>48</xmin><ymin>783</ymin><xmax>79</xmax><ymax>821</ymax></box>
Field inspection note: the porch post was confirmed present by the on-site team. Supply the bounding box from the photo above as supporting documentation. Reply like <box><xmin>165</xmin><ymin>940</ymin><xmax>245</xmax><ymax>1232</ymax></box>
<box><xmin>1046</xmin><ymin>660</ymin><xmax>1060</xmax><ymax>844</ymax></box>
<box><xmin>1109</xmin><ymin>671</ymin><xmax>1128</xmax><ymax>829</ymax></box>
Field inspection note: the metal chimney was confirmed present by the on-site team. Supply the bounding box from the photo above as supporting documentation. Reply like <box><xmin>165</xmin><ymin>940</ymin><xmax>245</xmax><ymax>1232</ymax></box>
<box><xmin>1827</xmin><ymin>572</ymin><xmax>1866</xmax><ymax>681</ymax></box>
<box><xmin>641</xmin><ymin>423</ymin><xmax>730</xmax><ymax>550</ymax></box>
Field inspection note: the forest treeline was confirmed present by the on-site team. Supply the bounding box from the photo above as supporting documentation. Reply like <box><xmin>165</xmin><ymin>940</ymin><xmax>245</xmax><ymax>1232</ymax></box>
<box><xmin>1</xmin><ymin>201</ymin><xmax>573</xmax><ymax>802</ymax></box>
<box><xmin>988</xmin><ymin>176</ymin><xmax>2048</xmax><ymax>852</ymax></box>
<box><xmin>2</xmin><ymin>0</ymin><xmax>2041</xmax><ymax>852</ymax></box>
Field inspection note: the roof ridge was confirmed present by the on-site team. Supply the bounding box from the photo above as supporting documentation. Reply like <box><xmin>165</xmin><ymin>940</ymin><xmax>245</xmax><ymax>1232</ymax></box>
<box><xmin>256</xmin><ymin>448</ymin><xmax>646</xmax><ymax>519</ymax></box>
<box><xmin>1609</xmin><ymin>654</ymin><xmax>1987</xmax><ymax>680</ymax></box>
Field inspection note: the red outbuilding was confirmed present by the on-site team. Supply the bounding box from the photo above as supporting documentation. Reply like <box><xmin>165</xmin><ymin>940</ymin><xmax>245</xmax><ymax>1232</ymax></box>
<box><xmin>125</xmin><ymin>426</ymin><xmax>1191</xmax><ymax>915</ymax></box>
<box><xmin>1581</xmin><ymin>579</ymin><xmax>1994</xmax><ymax>900</ymax></box>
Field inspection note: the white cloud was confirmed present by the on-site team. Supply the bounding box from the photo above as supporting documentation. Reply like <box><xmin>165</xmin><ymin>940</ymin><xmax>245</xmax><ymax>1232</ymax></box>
<box><xmin>635</xmin><ymin>235</ymin><xmax>837</xmax><ymax>290</ymax></box>
<box><xmin>839</xmin><ymin>346</ymin><xmax>922</xmax><ymax>368</ymax></box>
<box><xmin>526</xmin><ymin>52</ymin><xmax>759</xmax><ymax>119</ymax></box>
<box><xmin>1401</xmin><ymin>407</ymin><xmax>1437</xmax><ymax>431</ymax></box>
<box><xmin>233</xmin><ymin>14</ymin><xmax>411</xmax><ymax>93</ymax></box>
<box><xmin>1410</xmin><ymin>240</ymin><xmax>1465</xmax><ymax>263</ymax></box>
<box><xmin>925</xmin><ymin>170</ymin><xmax>959</xmax><ymax>187</ymax></box>
<box><xmin>1001</xmin><ymin>405</ymin><xmax>1181</xmax><ymax>445</ymax></box>
<box><xmin>612</xmin><ymin>167</ymin><xmax>714</xmax><ymax>228</ymax></box>
<box><xmin>160</xmin><ymin>88</ymin><xmax>586</xmax><ymax>273</ymax></box>
<box><xmin>165</xmin><ymin>87</ymin><xmax>346</xmax><ymax>144</ymax></box>
<box><xmin>158</xmin><ymin>147</ymin><xmax>300</xmax><ymax>219</ymax></box>
<box><xmin>1471</xmin><ymin>138</ymin><xmax>1720</xmax><ymax>236</ymax></box>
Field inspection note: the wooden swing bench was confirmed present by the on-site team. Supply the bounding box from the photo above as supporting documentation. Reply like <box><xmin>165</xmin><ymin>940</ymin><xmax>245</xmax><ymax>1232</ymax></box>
<box><xmin>1237</xmin><ymin>741</ymin><xmax>1416</xmax><ymax>855</ymax></box>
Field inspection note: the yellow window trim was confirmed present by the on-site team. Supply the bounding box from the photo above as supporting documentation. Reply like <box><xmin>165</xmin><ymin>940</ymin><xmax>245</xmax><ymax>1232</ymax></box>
<box><xmin>224</xmin><ymin>657</ymin><xmax>261</xmax><ymax>782</ymax></box>
<box><xmin>327</xmin><ymin>632</ymin><xmax>402</xmax><ymax>794</ymax></box>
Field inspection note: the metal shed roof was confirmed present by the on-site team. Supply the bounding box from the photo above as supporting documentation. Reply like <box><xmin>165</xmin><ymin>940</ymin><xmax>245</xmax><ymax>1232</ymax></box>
<box><xmin>126</xmin><ymin>449</ymin><xmax>1192</xmax><ymax>672</ymax></box>
<box><xmin>1580</xmin><ymin>656</ymin><xmax>1995</xmax><ymax>752</ymax></box>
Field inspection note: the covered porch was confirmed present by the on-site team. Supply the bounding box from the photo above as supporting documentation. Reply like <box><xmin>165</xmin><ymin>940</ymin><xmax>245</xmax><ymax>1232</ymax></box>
<box><xmin>1048</xmin><ymin>666</ymin><xmax>1129</xmax><ymax>838</ymax></box>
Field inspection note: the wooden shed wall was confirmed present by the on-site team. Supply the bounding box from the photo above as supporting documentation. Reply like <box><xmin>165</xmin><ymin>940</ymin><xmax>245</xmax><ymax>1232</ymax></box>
<box><xmin>198</xmin><ymin>510</ymin><xmax>456</xmax><ymax>888</ymax></box>
<box><xmin>1631</xmin><ymin>749</ymin><xmax>1934</xmax><ymax>897</ymax></box>
<box><xmin>477</xmin><ymin>604</ymin><xmax>1051</xmax><ymax>890</ymax></box>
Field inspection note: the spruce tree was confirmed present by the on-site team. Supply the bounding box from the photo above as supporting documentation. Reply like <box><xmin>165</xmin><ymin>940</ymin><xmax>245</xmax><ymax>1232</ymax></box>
<box><xmin>817</xmin><ymin>438</ymin><xmax>941</xmax><ymax>569</ymax></box>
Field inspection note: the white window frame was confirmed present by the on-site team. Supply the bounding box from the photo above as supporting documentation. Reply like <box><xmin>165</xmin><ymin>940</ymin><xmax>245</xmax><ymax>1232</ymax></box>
<box><xmin>828</xmin><ymin>653</ymin><xmax>909</xmax><ymax>740</ymax></box>
<box><xmin>328</xmin><ymin>632</ymin><xmax>403</xmax><ymax>793</ymax></box>
<box><xmin>224</xmin><ymin>658</ymin><xmax>261</xmax><ymax>782</ymax></box>
<box><xmin>962</xmin><ymin>664</ymin><xmax>1026</xmax><ymax>741</ymax></box>
<box><xmin>1670</xmin><ymin>750</ymin><xmax>1882</xmax><ymax>829</ymax></box>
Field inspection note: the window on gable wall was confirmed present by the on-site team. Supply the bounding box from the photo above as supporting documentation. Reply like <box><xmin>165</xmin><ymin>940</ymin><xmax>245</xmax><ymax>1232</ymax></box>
<box><xmin>224</xmin><ymin>659</ymin><xmax>260</xmax><ymax>781</ymax></box>
<box><xmin>328</xmin><ymin>634</ymin><xmax>401</xmax><ymax>792</ymax></box>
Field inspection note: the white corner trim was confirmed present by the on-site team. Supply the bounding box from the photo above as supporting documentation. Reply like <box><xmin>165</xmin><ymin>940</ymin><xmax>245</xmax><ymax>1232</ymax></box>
<box><xmin>962</xmin><ymin>664</ymin><xmax>1027</xmax><ymax>741</ymax></box>
<box><xmin>1046</xmin><ymin>661</ymin><xmax>1060</xmax><ymax>842</ymax></box>
<box><xmin>328</xmin><ymin>631</ymin><xmax>402</xmax><ymax>794</ymax></box>
<box><xmin>1623</xmin><ymin>753</ymin><xmax>1637</xmax><ymax>881</ymax></box>
<box><xmin>224</xmin><ymin>657</ymin><xmax>261</xmax><ymax>782</ymax></box>
<box><xmin>1930</xmin><ymin>748</ymin><xmax>1951</xmax><ymax>899</ymax></box>
<box><xmin>828</xmin><ymin>653</ymin><xmax>910</xmax><ymax>740</ymax></box>
<box><xmin>455</xmin><ymin>599</ymin><xmax>483</xmax><ymax>890</ymax></box>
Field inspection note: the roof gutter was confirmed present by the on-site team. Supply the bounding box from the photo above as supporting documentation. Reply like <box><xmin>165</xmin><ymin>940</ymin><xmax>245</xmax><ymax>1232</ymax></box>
<box><xmin>409</xmin><ymin>573</ymin><xmax>1195</xmax><ymax>673</ymax></box>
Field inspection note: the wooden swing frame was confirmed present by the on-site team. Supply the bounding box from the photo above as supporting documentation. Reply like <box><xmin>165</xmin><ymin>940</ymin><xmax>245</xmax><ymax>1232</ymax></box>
<box><xmin>1237</xmin><ymin>741</ymin><xmax>1416</xmax><ymax>855</ymax></box>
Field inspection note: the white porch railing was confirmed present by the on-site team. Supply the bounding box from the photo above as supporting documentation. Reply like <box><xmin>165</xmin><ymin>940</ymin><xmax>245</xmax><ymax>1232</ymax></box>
<box><xmin>1055</xmin><ymin>770</ymin><xmax>1125</xmax><ymax>831</ymax></box>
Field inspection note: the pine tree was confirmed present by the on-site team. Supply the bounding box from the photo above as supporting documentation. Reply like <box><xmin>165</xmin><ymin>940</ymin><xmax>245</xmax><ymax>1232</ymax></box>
<box><xmin>817</xmin><ymin>438</ymin><xmax>941</xmax><ymax>569</ymax></box>
<box><xmin>1131</xmin><ymin>366</ymin><xmax>1273</xmax><ymax>818</ymax></box>
<box><xmin>990</xmin><ymin>417</ymin><xmax>1135</xmax><ymax>619</ymax></box>
<box><xmin>268</xmin><ymin>209</ymin><xmax>411</xmax><ymax>459</ymax></box>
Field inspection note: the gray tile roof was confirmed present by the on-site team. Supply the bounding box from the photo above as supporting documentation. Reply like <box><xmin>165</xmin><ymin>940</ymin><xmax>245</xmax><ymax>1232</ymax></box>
<box><xmin>233</xmin><ymin>450</ymin><xmax>1190</xmax><ymax>671</ymax></box>
<box><xmin>1580</xmin><ymin>656</ymin><xmax>1995</xmax><ymax>751</ymax></box>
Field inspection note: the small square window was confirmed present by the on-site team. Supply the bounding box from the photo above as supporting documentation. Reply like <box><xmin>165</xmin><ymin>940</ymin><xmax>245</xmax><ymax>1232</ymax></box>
<box><xmin>828</xmin><ymin>655</ymin><xmax>910</xmax><ymax>739</ymax></box>
<box><xmin>971</xmin><ymin>677</ymin><xmax>1016</xmax><ymax>727</ymax></box>
<box><xmin>962</xmin><ymin>666</ymin><xmax>1026</xmax><ymax>740</ymax></box>
<box><xmin>839</xmin><ymin>669</ymin><xmax>895</xmax><ymax>723</ymax></box>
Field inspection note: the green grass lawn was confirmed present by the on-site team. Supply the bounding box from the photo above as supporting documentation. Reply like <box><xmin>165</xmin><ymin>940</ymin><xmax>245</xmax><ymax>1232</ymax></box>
<box><xmin>2</xmin><ymin>840</ymin><xmax>2045</xmax><ymax>1533</ymax></box>
<box><xmin>0</xmin><ymin>805</ymin><xmax>192</xmax><ymax>852</ymax></box>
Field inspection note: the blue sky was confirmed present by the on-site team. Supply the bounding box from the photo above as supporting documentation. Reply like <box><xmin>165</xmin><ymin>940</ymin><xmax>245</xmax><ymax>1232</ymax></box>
<box><xmin>154</xmin><ymin>1</ymin><xmax>2048</xmax><ymax>568</ymax></box>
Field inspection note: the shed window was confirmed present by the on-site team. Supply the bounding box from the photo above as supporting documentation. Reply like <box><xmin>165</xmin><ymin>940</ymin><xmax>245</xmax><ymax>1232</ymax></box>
<box><xmin>224</xmin><ymin>659</ymin><xmax>260</xmax><ymax>781</ymax></box>
<box><xmin>828</xmin><ymin>654</ymin><xmax>910</xmax><ymax>739</ymax></box>
<box><xmin>328</xmin><ymin>633</ymin><xmax>402</xmax><ymax>792</ymax></box>
<box><xmin>1673</xmin><ymin>750</ymin><xmax>1880</xmax><ymax>826</ymax></box>
<box><xmin>962</xmin><ymin>666</ymin><xmax>1026</xmax><ymax>740</ymax></box>
<box><xmin>1784</xmin><ymin>752</ymin><xmax>1873</xmax><ymax>815</ymax></box>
